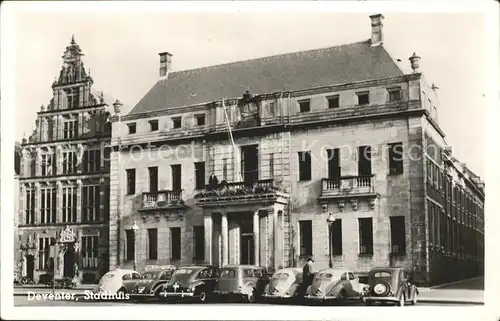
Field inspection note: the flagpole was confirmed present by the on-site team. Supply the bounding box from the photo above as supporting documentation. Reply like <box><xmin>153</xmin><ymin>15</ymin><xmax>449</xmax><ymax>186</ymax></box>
<box><xmin>221</xmin><ymin>98</ymin><xmax>242</xmax><ymax>182</ymax></box>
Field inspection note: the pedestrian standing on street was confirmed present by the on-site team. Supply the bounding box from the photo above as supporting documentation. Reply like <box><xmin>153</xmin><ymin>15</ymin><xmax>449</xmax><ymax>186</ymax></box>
<box><xmin>301</xmin><ymin>257</ymin><xmax>315</xmax><ymax>295</ymax></box>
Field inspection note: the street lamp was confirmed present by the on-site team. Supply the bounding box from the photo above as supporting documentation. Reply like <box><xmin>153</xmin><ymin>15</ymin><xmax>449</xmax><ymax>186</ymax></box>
<box><xmin>132</xmin><ymin>221</ymin><xmax>139</xmax><ymax>271</ymax></box>
<box><xmin>326</xmin><ymin>212</ymin><xmax>335</xmax><ymax>268</ymax></box>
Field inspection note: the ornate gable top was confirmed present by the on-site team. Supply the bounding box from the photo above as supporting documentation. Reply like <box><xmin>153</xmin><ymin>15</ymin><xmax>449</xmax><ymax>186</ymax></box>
<box><xmin>62</xmin><ymin>35</ymin><xmax>84</xmax><ymax>61</ymax></box>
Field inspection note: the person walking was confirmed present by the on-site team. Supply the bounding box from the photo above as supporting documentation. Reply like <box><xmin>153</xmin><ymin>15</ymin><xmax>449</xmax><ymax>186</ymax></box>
<box><xmin>301</xmin><ymin>257</ymin><xmax>315</xmax><ymax>295</ymax></box>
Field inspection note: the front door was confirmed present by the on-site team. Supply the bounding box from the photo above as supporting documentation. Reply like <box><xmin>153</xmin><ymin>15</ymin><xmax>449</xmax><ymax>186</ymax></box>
<box><xmin>26</xmin><ymin>255</ymin><xmax>35</xmax><ymax>280</ymax></box>
<box><xmin>240</xmin><ymin>222</ymin><xmax>254</xmax><ymax>265</ymax></box>
<box><xmin>63</xmin><ymin>249</ymin><xmax>75</xmax><ymax>278</ymax></box>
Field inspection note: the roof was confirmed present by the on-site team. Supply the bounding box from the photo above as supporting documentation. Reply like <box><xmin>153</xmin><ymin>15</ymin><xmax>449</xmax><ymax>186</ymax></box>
<box><xmin>222</xmin><ymin>265</ymin><xmax>263</xmax><ymax>269</ymax></box>
<box><xmin>128</xmin><ymin>40</ymin><xmax>404</xmax><ymax>116</ymax></box>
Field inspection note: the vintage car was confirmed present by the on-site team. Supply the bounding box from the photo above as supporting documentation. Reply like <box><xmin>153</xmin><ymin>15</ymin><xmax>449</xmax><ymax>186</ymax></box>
<box><xmin>159</xmin><ymin>265</ymin><xmax>219</xmax><ymax>302</ymax></box>
<box><xmin>304</xmin><ymin>268</ymin><xmax>362</xmax><ymax>303</ymax></box>
<box><xmin>96</xmin><ymin>269</ymin><xmax>142</xmax><ymax>296</ymax></box>
<box><xmin>261</xmin><ymin>268</ymin><xmax>310</xmax><ymax>302</ymax></box>
<box><xmin>362</xmin><ymin>267</ymin><xmax>419</xmax><ymax>306</ymax></box>
<box><xmin>214</xmin><ymin>265</ymin><xmax>269</xmax><ymax>302</ymax></box>
<box><xmin>130</xmin><ymin>265</ymin><xmax>176</xmax><ymax>299</ymax></box>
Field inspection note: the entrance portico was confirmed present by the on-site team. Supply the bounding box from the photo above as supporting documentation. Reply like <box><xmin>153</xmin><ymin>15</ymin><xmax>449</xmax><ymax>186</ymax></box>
<box><xmin>196</xmin><ymin>180</ymin><xmax>289</xmax><ymax>272</ymax></box>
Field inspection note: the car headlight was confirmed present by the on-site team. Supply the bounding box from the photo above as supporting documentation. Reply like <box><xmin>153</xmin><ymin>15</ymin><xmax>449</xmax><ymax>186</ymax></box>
<box><xmin>374</xmin><ymin>284</ymin><xmax>387</xmax><ymax>295</ymax></box>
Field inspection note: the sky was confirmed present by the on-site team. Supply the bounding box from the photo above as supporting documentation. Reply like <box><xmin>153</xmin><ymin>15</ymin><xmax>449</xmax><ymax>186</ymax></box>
<box><xmin>10</xmin><ymin>4</ymin><xmax>487</xmax><ymax>178</ymax></box>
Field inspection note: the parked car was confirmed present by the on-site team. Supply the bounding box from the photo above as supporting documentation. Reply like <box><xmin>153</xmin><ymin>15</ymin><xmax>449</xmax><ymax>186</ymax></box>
<box><xmin>38</xmin><ymin>273</ymin><xmax>54</xmax><ymax>286</ymax></box>
<box><xmin>261</xmin><ymin>267</ymin><xmax>310</xmax><ymax>303</ymax></box>
<box><xmin>96</xmin><ymin>269</ymin><xmax>142</xmax><ymax>296</ymax></box>
<box><xmin>362</xmin><ymin>267</ymin><xmax>418</xmax><ymax>306</ymax></box>
<box><xmin>214</xmin><ymin>265</ymin><xmax>269</xmax><ymax>302</ymax></box>
<box><xmin>50</xmin><ymin>276</ymin><xmax>74</xmax><ymax>289</ymax></box>
<box><xmin>130</xmin><ymin>265</ymin><xmax>176</xmax><ymax>299</ymax></box>
<box><xmin>304</xmin><ymin>268</ymin><xmax>361</xmax><ymax>303</ymax></box>
<box><xmin>159</xmin><ymin>265</ymin><xmax>219</xmax><ymax>303</ymax></box>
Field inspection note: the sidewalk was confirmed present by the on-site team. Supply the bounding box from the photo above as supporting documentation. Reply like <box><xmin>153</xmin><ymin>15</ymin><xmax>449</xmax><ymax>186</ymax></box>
<box><xmin>417</xmin><ymin>276</ymin><xmax>484</xmax><ymax>305</ymax></box>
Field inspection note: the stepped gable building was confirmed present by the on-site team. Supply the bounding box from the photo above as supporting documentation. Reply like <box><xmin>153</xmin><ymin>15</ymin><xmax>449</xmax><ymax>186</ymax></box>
<box><xmin>109</xmin><ymin>14</ymin><xmax>484</xmax><ymax>286</ymax></box>
<box><xmin>16</xmin><ymin>36</ymin><xmax>112</xmax><ymax>284</ymax></box>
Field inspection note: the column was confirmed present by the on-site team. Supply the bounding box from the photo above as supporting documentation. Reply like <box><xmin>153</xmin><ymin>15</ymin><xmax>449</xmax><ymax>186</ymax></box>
<box><xmin>272</xmin><ymin>207</ymin><xmax>279</xmax><ymax>272</ymax></box>
<box><xmin>56</xmin><ymin>181</ymin><xmax>63</xmax><ymax>223</ymax></box>
<box><xmin>221</xmin><ymin>211</ymin><xmax>228</xmax><ymax>266</ymax></box>
<box><xmin>34</xmin><ymin>182</ymin><xmax>41</xmax><ymax>224</ymax></box>
<box><xmin>204</xmin><ymin>213</ymin><xmax>213</xmax><ymax>265</ymax></box>
<box><xmin>76</xmin><ymin>180</ymin><xmax>82</xmax><ymax>223</ymax></box>
<box><xmin>56</xmin><ymin>146</ymin><xmax>62</xmax><ymax>175</ymax></box>
<box><xmin>99</xmin><ymin>178</ymin><xmax>105</xmax><ymax>222</ymax></box>
<box><xmin>253</xmin><ymin>210</ymin><xmax>260</xmax><ymax>266</ymax></box>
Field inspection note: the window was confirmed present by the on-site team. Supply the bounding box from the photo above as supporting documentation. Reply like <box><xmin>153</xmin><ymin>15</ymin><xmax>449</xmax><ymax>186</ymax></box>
<box><xmin>327</xmin><ymin>95</ymin><xmax>340</xmax><ymax>109</ymax></box>
<box><xmin>388</xmin><ymin>142</ymin><xmax>404</xmax><ymax>174</ymax></box>
<box><xmin>62</xmin><ymin>186</ymin><xmax>77</xmax><ymax>223</ymax></box>
<box><xmin>193</xmin><ymin>226</ymin><xmax>204</xmax><ymax>260</ymax></box>
<box><xmin>358</xmin><ymin>146</ymin><xmax>372</xmax><ymax>176</ymax></box>
<box><xmin>82</xmin><ymin>236</ymin><xmax>99</xmax><ymax>268</ymax></box>
<box><xmin>103</xmin><ymin>146</ymin><xmax>111</xmax><ymax>171</ymax></box>
<box><xmin>298</xmin><ymin>100</ymin><xmax>310</xmax><ymax>113</ymax></box>
<box><xmin>298</xmin><ymin>151</ymin><xmax>312</xmax><ymax>181</ymax></box>
<box><xmin>327</xmin><ymin>148</ymin><xmax>341</xmax><ymax>179</ymax></box>
<box><xmin>40</xmin><ymin>187</ymin><xmax>56</xmax><ymax>224</ymax></box>
<box><xmin>269</xmin><ymin>153</ymin><xmax>274</xmax><ymax>179</ymax></box>
<box><xmin>148</xmin><ymin>167</ymin><xmax>158</xmax><ymax>193</ymax></box>
<box><xmin>358</xmin><ymin>218</ymin><xmax>373</xmax><ymax>255</ymax></box>
<box><xmin>390</xmin><ymin>216</ymin><xmax>406</xmax><ymax>255</ymax></box>
<box><xmin>38</xmin><ymin>237</ymin><xmax>52</xmax><ymax>270</ymax></box>
<box><xmin>172</xmin><ymin>117</ymin><xmax>182</xmax><ymax>129</ymax></box>
<box><xmin>126</xmin><ymin>229</ymin><xmax>135</xmax><ymax>261</ymax></box>
<box><xmin>82</xmin><ymin>185</ymin><xmax>100</xmax><ymax>222</ymax></box>
<box><xmin>25</xmin><ymin>188</ymin><xmax>36</xmax><ymax>225</ymax></box>
<box><xmin>171</xmin><ymin>164</ymin><xmax>181</xmax><ymax>191</ymax></box>
<box><xmin>331</xmin><ymin>219</ymin><xmax>342</xmax><ymax>255</ymax></box>
<box><xmin>62</xmin><ymin>151</ymin><xmax>77</xmax><ymax>174</ymax></box>
<box><xmin>148</xmin><ymin>228</ymin><xmax>158</xmax><ymax>260</ymax></box>
<box><xmin>170</xmin><ymin>227</ymin><xmax>181</xmax><ymax>260</ymax></box>
<box><xmin>195</xmin><ymin>114</ymin><xmax>205</xmax><ymax>126</ymax></box>
<box><xmin>149</xmin><ymin>119</ymin><xmax>159</xmax><ymax>131</ymax></box>
<box><xmin>299</xmin><ymin>220</ymin><xmax>313</xmax><ymax>256</ymax></box>
<box><xmin>63</xmin><ymin>120</ymin><xmax>78</xmax><ymax>139</ymax></box>
<box><xmin>269</xmin><ymin>102</ymin><xmax>275</xmax><ymax>117</ymax></box>
<box><xmin>41</xmin><ymin>153</ymin><xmax>55</xmax><ymax>176</ymax></box>
<box><xmin>126</xmin><ymin>169</ymin><xmax>136</xmax><ymax>195</ymax></box>
<box><xmin>82</xmin><ymin>149</ymin><xmax>101</xmax><ymax>173</ymax></box>
<box><xmin>195</xmin><ymin>162</ymin><xmax>205</xmax><ymax>190</ymax></box>
<box><xmin>127</xmin><ymin>123</ymin><xmax>136</xmax><ymax>134</ymax></box>
<box><xmin>357</xmin><ymin>92</ymin><xmax>370</xmax><ymax>105</ymax></box>
<box><xmin>222</xmin><ymin>158</ymin><xmax>228</xmax><ymax>181</ymax></box>
<box><xmin>388</xmin><ymin>88</ymin><xmax>401</xmax><ymax>102</ymax></box>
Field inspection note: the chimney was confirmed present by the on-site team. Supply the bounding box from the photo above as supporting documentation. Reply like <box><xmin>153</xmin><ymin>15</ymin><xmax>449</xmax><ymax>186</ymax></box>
<box><xmin>369</xmin><ymin>14</ymin><xmax>384</xmax><ymax>46</ymax></box>
<box><xmin>159</xmin><ymin>52</ymin><xmax>173</xmax><ymax>78</ymax></box>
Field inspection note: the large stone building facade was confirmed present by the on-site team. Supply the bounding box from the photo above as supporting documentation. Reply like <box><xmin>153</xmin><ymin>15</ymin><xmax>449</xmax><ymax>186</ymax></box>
<box><xmin>16</xmin><ymin>37</ymin><xmax>112</xmax><ymax>284</ymax></box>
<box><xmin>108</xmin><ymin>14</ymin><xmax>484</xmax><ymax>286</ymax></box>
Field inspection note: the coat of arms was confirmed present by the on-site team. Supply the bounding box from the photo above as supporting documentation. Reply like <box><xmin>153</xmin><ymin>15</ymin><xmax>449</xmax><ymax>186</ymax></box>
<box><xmin>236</xmin><ymin>90</ymin><xmax>261</xmax><ymax>129</ymax></box>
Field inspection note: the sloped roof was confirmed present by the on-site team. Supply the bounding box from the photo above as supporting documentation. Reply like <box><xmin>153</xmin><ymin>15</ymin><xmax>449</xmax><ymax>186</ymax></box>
<box><xmin>128</xmin><ymin>40</ymin><xmax>404</xmax><ymax>115</ymax></box>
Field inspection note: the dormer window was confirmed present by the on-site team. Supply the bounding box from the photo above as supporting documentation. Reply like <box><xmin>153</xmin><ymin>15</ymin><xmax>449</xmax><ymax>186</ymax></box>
<box><xmin>298</xmin><ymin>99</ymin><xmax>310</xmax><ymax>113</ymax></box>
<box><xmin>195</xmin><ymin>114</ymin><xmax>205</xmax><ymax>126</ymax></box>
<box><xmin>127</xmin><ymin>123</ymin><xmax>136</xmax><ymax>134</ymax></box>
<box><xmin>149</xmin><ymin>119</ymin><xmax>159</xmax><ymax>131</ymax></box>
<box><xmin>388</xmin><ymin>87</ymin><xmax>401</xmax><ymax>102</ymax></box>
<box><xmin>172</xmin><ymin>117</ymin><xmax>182</xmax><ymax>129</ymax></box>
<box><xmin>357</xmin><ymin>92</ymin><xmax>370</xmax><ymax>105</ymax></box>
<box><xmin>327</xmin><ymin>95</ymin><xmax>340</xmax><ymax>109</ymax></box>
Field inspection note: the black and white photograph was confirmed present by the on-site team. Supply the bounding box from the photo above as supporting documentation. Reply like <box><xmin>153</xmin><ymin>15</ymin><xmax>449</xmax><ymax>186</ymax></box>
<box><xmin>1</xmin><ymin>1</ymin><xmax>498</xmax><ymax>320</ymax></box>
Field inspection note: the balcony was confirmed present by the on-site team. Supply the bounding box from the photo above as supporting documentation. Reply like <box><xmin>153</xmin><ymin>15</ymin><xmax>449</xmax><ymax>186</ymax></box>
<box><xmin>139</xmin><ymin>190</ymin><xmax>186</xmax><ymax>212</ymax></box>
<box><xmin>320</xmin><ymin>175</ymin><xmax>376</xmax><ymax>199</ymax></box>
<box><xmin>194</xmin><ymin>179</ymin><xmax>289</xmax><ymax>208</ymax></box>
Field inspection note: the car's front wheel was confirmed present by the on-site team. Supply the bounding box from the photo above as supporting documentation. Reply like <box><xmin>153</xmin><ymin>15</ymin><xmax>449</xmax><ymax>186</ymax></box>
<box><xmin>246</xmin><ymin>288</ymin><xmax>256</xmax><ymax>303</ymax></box>
<box><xmin>199</xmin><ymin>291</ymin><xmax>207</xmax><ymax>302</ymax></box>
